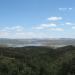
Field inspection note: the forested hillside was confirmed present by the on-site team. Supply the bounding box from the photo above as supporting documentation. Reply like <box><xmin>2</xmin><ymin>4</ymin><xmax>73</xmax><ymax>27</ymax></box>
<box><xmin>0</xmin><ymin>45</ymin><xmax>75</xmax><ymax>75</ymax></box>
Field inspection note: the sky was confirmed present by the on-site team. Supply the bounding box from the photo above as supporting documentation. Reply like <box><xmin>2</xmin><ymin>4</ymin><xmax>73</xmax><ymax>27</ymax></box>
<box><xmin>0</xmin><ymin>0</ymin><xmax>75</xmax><ymax>39</ymax></box>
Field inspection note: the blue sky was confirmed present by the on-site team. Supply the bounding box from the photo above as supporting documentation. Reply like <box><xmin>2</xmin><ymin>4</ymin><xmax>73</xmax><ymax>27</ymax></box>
<box><xmin>0</xmin><ymin>0</ymin><xmax>75</xmax><ymax>38</ymax></box>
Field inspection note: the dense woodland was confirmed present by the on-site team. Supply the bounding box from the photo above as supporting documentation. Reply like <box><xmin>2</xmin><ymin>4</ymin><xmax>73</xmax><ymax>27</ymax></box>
<box><xmin>0</xmin><ymin>45</ymin><xmax>75</xmax><ymax>75</ymax></box>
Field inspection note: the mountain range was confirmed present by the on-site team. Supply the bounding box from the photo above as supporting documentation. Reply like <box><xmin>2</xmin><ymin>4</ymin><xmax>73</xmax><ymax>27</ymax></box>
<box><xmin>0</xmin><ymin>38</ymin><xmax>75</xmax><ymax>47</ymax></box>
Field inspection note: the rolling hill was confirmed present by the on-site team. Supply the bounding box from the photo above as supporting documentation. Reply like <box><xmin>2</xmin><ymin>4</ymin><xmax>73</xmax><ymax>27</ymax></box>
<box><xmin>0</xmin><ymin>45</ymin><xmax>75</xmax><ymax>75</ymax></box>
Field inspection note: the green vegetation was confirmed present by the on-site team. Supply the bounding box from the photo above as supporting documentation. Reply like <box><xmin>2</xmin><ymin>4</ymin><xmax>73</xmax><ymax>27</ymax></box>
<box><xmin>0</xmin><ymin>45</ymin><xmax>75</xmax><ymax>75</ymax></box>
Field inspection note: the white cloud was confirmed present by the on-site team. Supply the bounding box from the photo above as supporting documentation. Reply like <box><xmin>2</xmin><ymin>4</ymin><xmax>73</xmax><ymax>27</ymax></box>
<box><xmin>48</xmin><ymin>17</ymin><xmax>62</xmax><ymax>21</ymax></box>
<box><xmin>41</xmin><ymin>23</ymin><xmax>57</xmax><ymax>27</ymax></box>
<box><xmin>69</xmin><ymin>8</ymin><xmax>73</xmax><ymax>10</ymax></box>
<box><xmin>59</xmin><ymin>8</ymin><xmax>67</xmax><ymax>11</ymax></box>
<box><xmin>0</xmin><ymin>26</ymin><xmax>52</xmax><ymax>38</ymax></box>
<box><xmin>0</xmin><ymin>32</ymin><xmax>9</xmax><ymax>35</ymax></box>
<box><xmin>33</xmin><ymin>23</ymin><xmax>64</xmax><ymax>31</ymax></box>
<box><xmin>33</xmin><ymin>23</ymin><xmax>57</xmax><ymax>29</ymax></box>
<box><xmin>58</xmin><ymin>8</ymin><xmax>73</xmax><ymax>11</ymax></box>
<box><xmin>65</xmin><ymin>22</ymin><xmax>75</xmax><ymax>26</ymax></box>
<box><xmin>65</xmin><ymin>22</ymin><xmax>72</xmax><ymax>25</ymax></box>
<box><xmin>0</xmin><ymin>26</ymin><xmax>26</xmax><ymax>38</ymax></box>
<box><xmin>33</xmin><ymin>26</ymin><xmax>44</xmax><ymax>29</ymax></box>
<box><xmin>1</xmin><ymin>26</ymin><xmax>25</xmax><ymax>33</ymax></box>
<box><xmin>0</xmin><ymin>25</ymin><xmax>64</xmax><ymax>38</ymax></box>
<box><xmin>49</xmin><ymin>28</ymin><xmax>64</xmax><ymax>31</ymax></box>
<box><xmin>72</xmin><ymin>26</ymin><xmax>75</xmax><ymax>29</ymax></box>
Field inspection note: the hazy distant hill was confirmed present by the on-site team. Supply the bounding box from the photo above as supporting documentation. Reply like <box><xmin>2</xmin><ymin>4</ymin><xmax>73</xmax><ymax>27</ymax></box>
<box><xmin>0</xmin><ymin>38</ymin><xmax>75</xmax><ymax>47</ymax></box>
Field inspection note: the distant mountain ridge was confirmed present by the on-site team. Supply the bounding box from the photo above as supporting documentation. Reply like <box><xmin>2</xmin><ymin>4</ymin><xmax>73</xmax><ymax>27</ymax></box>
<box><xmin>0</xmin><ymin>38</ymin><xmax>75</xmax><ymax>47</ymax></box>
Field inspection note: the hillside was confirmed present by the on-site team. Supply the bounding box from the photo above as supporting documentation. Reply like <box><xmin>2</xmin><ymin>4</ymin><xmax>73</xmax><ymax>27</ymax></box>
<box><xmin>0</xmin><ymin>45</ymin><xmax>75</xmax><ymax>75</ymax></box>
